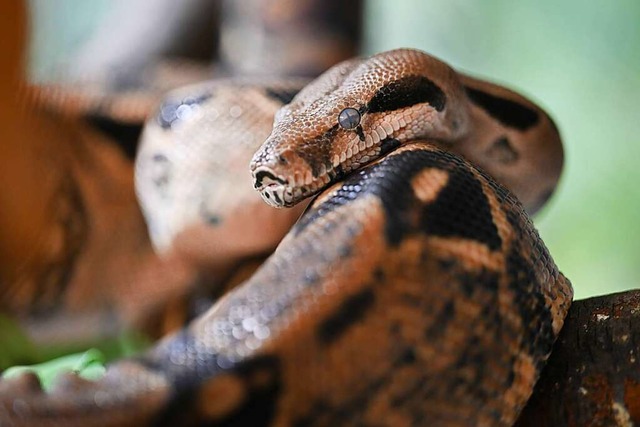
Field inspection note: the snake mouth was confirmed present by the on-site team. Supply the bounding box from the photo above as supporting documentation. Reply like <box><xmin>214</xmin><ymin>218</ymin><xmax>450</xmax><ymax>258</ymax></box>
<box><xmin>252</xmin><ymin>167</ymin><xmax>293</xmax><ymax>207</ymax></box>
<box><xmin>253</xmin><ymin>166</ymin><xmax>323</xmax><ymax>208</ymax></box>
<box><xmin>252</xmin><ymin>140</ymin><xmax>389</xmax><ymax>208</ymax></box>
<box><xmin>253</xmin><ymin>168</ymin><xmax>288</xmax><ymax>190</ymax></box>
<box><xmin>260</xmin><ymin>184</ymin><xmax>289</xmax><ymax>207</ymax></box>
<box><xmin>252</xmin><ymin>131</ymin><xmax>399</xmax><ymax>208</ymax></box>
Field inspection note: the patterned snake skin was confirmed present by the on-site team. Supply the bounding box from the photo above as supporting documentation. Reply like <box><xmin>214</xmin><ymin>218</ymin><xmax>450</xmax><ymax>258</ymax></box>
<box><xmin>0</xmin><ymin>49</ymin><xmax>572</xmax><ymax>426</ymax></box>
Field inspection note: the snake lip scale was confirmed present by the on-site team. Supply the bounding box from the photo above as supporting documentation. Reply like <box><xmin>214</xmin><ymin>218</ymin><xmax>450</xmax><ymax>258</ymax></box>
<box><xmin>251</xmin><ymin>137</ymin><xmax>384</xmax><ymax>208</ymax></box>
<box><xmin>0</xmin><ymin>48</ymin><xmax>571</xmax><ymax>426</ymax></box>
<box><xmin>251</xmin><ymin>167</ymin><xmax>292</xmax><ymax>207</ymax></box>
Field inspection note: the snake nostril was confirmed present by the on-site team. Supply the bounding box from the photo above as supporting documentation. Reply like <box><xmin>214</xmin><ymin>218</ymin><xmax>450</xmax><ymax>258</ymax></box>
<box><xmin>278</xmin><ymin>155</ymin><xmax>288</xmax><ymax>165</ymax></box>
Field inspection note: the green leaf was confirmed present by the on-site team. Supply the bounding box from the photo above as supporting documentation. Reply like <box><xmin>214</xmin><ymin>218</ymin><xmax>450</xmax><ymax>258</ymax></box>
<box><xmin>2</xmin><ymin>349</ymin><xmax>107</xmax><ymax>391</ymax></box>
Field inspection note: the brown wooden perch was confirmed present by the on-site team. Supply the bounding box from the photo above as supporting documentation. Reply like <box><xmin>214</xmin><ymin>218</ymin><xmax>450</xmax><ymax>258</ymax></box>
<box><xmin>515</xmin><ymin>289</ymin><xmax>640</xmax><ymax>426</ymax></box>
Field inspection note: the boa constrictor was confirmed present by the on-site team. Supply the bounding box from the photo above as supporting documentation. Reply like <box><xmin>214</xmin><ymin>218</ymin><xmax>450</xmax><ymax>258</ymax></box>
<box><xmin>1</xmin><ymin>49</ymin><xmax>572</xmax><ymax>427</ymax></box>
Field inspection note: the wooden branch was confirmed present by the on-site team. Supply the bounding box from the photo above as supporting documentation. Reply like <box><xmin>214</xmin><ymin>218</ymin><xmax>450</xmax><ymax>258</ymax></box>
<box><xmin>515</xmin><ymin>289</ymin><xmax>640</xmax><ymax>426</ymax></box>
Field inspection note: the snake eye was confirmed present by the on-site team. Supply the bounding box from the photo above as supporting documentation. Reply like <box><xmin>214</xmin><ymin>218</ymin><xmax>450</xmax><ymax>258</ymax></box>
<box><xmin>338</xmin><ymin>108</ymin><xmax>361</xmax><ymax>130</ymax></box>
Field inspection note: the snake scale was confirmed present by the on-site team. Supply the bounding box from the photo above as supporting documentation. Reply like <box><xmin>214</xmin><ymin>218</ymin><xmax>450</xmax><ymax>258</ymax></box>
<box><xmin>0</xmin><ymin>49</ymin><xmax>572</xmax><ymax>426</ymax></box>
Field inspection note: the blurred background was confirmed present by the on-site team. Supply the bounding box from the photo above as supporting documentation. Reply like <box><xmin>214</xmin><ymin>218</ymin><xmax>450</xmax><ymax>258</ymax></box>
<box><xmin>26</xmin><ymin>0</ymin><xmax>639</xmax><ymax>300</ymax></box>
<box><xmin>364</xmin><ymin>1</ymin><xmax>640</xmax><ymax>300</ymax></box>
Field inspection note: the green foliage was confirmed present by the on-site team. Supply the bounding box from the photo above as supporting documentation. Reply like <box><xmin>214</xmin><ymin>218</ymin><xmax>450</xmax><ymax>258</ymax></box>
<box><xmin>0</xmin><ymin>315</ymin><xmax>38</xmax><ymax>370</ymax></box>
<box><xmin>2</xmin><ymin>349</ymin><xmax>106</xmax><ymax>391</ymax></box>
<box><xmin>0</xmin><ymin>313</ymin><xmax>149</xmax><ymax>376</ymax></box>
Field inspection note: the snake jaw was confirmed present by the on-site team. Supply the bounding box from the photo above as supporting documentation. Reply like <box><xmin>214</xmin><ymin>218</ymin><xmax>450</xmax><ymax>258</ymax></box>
<box><xmin>252</xmin><ymin>166</ymin><xmax>291</xmax><ymax>207</ymax></box>
<box><xmin>251</xmin><ymin>128</ymin><xmax>393</xmax><ymax>208</ymax></box>
<box><xmin>252</xmin><ymin>172</ymin><xmax>321</xmax><ymax>208</ymax></box>
<box><xmin>260</xmin><ymin>183</ymin><xmax>290</xmax><ymax>208</ymax></box>
<box><xmin>252</xmin><ymin>161</ymin><xmax>332</xmax><ymax>208</ymax></box>
<box><xmin>252</xmin><ymin>167</ymin><xmax>287</xmax><ymax>190</ymax></box>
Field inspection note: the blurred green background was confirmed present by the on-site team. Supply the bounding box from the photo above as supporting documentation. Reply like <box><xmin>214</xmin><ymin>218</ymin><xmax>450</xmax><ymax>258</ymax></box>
<box><xmin>28</xmin><ymin>0</ymin><xmax>639</xmax><ymax>299</ymax></box>
<box><xmin>365</xmin><ymin>0</ymin><xmax>640</xmax><ymax>299</ymax></box>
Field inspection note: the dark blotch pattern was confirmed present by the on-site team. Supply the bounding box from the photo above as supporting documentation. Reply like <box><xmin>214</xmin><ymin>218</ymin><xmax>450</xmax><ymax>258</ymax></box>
<box><xmin>318</xmin><ymin>287</ymin><xmax>375</xmax><ymax>344</ymax></box>
<box><xmin>296</xmin><ymin>148</ymin><xmax>502</xmax><ymax>250</ymax></box>
<box><xmin>265</xmin><ymin>87</ymin><xmax>301</xmax><ymax>105</ymax></box>
<box><xmin>31</xmin><ymin>174</ymin><xmax>88</xmax><ymax>315</ymax></box>
<box><xmin>464</xmin><ymin>86</ymin><xmax>539</xmax><ymax>130</ymax></box>
<box><xmin>423</xmin><ymin>300</ymin><xmax>455</xmax><ymax>340</ymax></box>
<box><xmin>368</xmin><ymin>75</ymin><xmax>447</xmax><ymax>113</ymax></box>
<box><xmin>294</xmin><ymin>125</ymin><xmax>339</xmax><ymax>178</ymax></box>
<box><xmin>380</xmin><ymin>137</ymin><xmax>401</xmax><ymax>156</ymax></box>
<box><xmin>422</xmin><ymin>165</ymin><xmax>502</xmax><ymax>251</ymax></box>
<box><xmin>151</xmin><ymin>332</ymin><xmax>282</xmax><ymax>427</ymax></box>
<box><xmin>292</xmin><ymin>344</ymin><xmax>422</xmax><ymax>426</ymax></box>
<box><xmin>457</xmin><ymin>268</ymin><xmax>500</xmax><ymax>297</ymax></box>
<box><xmin>254</xmin><ymin>169</ymin><xmax>287</xmax><ymax>188</ymax></box>
<box><xmin>506</xmin><ymin>247</ymin><xmax>555</xmax><ymax>371</ymax></box>
<box><xmin>343</xmin><ymin>150</ymin><xmax>445</xmax><ymax>245</ymax></box>
<box><xmin>486</xmin><ymin>136</ymin><xmax>519</xmax><ymax>164</ymax></box>
<box><xmin>212</xmin><ymin>356</ymin><xmax>282</xmax><ymax>427</ymax></box>
<box><xmin>453</xmin><ymin>336</ymin><xmax>488</xmax><ymax>391</ymax></box>
<box><xmin>86</xmin><ymin>115</ymin><xmax>142</xmax><ymax>159</ymax></box>
<box><xmin>199</xmin><ymin>202</ymin><xmax>221</xmax><ymax>225</ymax></box>
<box><xmin>151</xmin><ymin>154</ymin><xmax>171</xmax><ymax>190</ymax></box>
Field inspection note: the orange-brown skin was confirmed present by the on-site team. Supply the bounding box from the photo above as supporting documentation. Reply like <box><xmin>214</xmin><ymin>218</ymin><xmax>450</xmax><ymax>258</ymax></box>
<box><xmin>0</xmin><ymin>2</ymin><xmax>299</xmax><ymax>342</ymax></box>
<box><xmin>0</xmin><ymin>48</ymin><xmax>572</xmax><ymax>425</ymax></box>
<box><xmin>0</xmin><ymin>0</ymin><xmax>204</xmax><ymax>342</ymax></box>
<box><xmin>0</xmin><ymin>1</ymin><xmax>155</xmax><ymax>328</ymax></box>
<box><xmin>135</xmin><ymin>81</ymin><xmax>309</xmax><ymax>264</ymax></box>
<box><xmin>0</xmin><ymin>143</ymin><xmax>571</xmax><ymax>426</ymax></box>
<box><xmin>250</xmin><ymin>49</ymin><xmax>561</xmax><ymax>214</ymax></box>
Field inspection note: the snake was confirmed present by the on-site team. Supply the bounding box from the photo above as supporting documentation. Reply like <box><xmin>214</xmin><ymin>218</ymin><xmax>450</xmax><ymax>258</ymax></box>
<box><xmin>0</xmin><ymin>48</ymin><xmax>572</xmax><ymax>426</ymax></box>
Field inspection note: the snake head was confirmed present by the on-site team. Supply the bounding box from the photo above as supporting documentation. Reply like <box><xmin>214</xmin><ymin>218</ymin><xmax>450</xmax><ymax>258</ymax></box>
<box><xmin>250</xmin><ymin>48</ymin><xmax>470</xmax><ymax>208</ymax></box>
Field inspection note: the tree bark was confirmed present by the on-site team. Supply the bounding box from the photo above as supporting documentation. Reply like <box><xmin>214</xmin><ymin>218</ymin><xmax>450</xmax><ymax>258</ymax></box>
<box><xmin>515</xmin><ymin>289</ymin><xmax>640</xmax><ymax>427</ymax></box>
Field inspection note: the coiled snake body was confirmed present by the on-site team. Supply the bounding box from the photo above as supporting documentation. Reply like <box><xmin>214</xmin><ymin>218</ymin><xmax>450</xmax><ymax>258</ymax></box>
<box><xmin>0</xmin><ymin>49</ymin><xmax>572</xmax><ymax>426</ymax></box>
